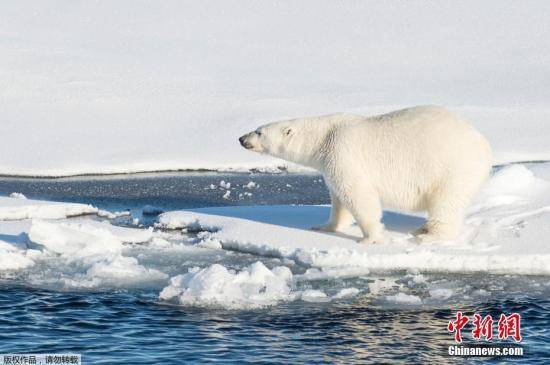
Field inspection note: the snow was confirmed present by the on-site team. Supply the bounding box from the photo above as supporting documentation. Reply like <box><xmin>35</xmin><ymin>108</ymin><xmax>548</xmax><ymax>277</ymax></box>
<box><xmin>9</xmin><ymin>193</ymin><xmax>26</xmax><ymax>199</ymax></box>
<box><xmin>332</xmin><ymin>288</ymin><xmax>360</xmax><ymax>299</ymax></box>
<box><xmin>384</xmin><ymin>293</ymin><xmax>422</xmax><ymax>306</ymax></box>
<box><xmin>0</xmin><ymin>196</ymin><xmax>168</xmax><ymax>288</ymax></box>
<box><xmin>300</xmin><ymin>290</ymin><xmax>329</xmax><ymax>303</ymax></box>
<box><xmin>244</xmin><ymin>182</ymin><xmax>257</xmax><ymax>189</ymax></box>
<box><xmin>158</xmin><ymin>163</ymin><xmax>550</xmax><ymax>275</ymax></box>
<box><xmin>159</xmin><ymin>262</ymin><xmax>293</xmax><ymax>309</ymax></box>
<box><xmin>26</xmin><ymin>219</ymin><xmax>167</xmax><ymax>289</ymax></box>
<box><xmin>368</xmin><ymin>279</ymin><xmax>398</xmax><ymax>296</ymax></box>
<box><xmin>0</xmin><ymin>196</ymin><xmax>98</xmax><ymax>220</ymax></box>
<box><xmin>0</xmin><ymin>222</ymin><xmax>35</xmax><ymax>271</ymax></box>
<box><xmin>429</xmin><ymin>289</ymin><xmax>454</xmax><ymax>300</ymax></box>
<box><xmin>1</xmin><ymin>1</ymin><xmax>550</xmax><ymax>176</ymax></box>
<box><xmin>298</xmin><ymin>267</ymin><xmax>371</xmax><ymax>282</ymax></box>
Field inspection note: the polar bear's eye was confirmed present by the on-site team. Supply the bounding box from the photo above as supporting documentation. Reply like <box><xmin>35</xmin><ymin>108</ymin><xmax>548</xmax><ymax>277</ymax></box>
<box><xmin>283</xmin><ymin>128</ymin><xmax>292</xmax><ymax>136</ymax></box>
<box><xmin>255</xmin><ymin>130</ymin><xmax>262</xmax><ymax>136</ymax></box>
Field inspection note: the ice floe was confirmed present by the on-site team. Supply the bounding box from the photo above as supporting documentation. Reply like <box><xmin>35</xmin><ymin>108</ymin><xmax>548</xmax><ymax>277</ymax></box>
<box><xmin>0</xmin><ymin>196</ymin><xmax>98</xmax><ymax>220</ymax></box>
<box><xmin>384</xmin><ymin>292</ymin><xmax>422</xmax><ymax>305</ymax></box>
<box><xmin>300</xmin><ymin>289</ymin><xmax>329</xmax><ymax>303</ymax></box>
<box><xmin>158</xmin><ymin>164</ymin><xmax>550</xmax><ymax>275</ymax></box>
<box><xmin>332</xmin><ymin>288</ymin><xmax>360</xmax><ymax>299</ymax></box>
<box><xmin>0</xmin><ymin>197</ymin><xmax>168</xmax><ymax>289</ymax></box>
<box><xmin>159</xmin><ymin>262</ymin><xmax>293</xmax><ymax>309</ymax></box>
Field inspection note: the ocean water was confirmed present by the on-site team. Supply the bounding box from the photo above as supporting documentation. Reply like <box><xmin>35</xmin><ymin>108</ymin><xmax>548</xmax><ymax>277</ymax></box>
<box><xmin>0</xmin><ymin>172</ymin><xmax>548</xmax><ymax>364</ymax></box>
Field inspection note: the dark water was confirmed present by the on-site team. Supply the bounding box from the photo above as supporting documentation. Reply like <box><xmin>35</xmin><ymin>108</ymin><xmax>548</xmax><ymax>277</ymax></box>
<box><xmin>0</xmin><ymin>172</ymin><xmax>548</xmax><ymax>364</ymax></box>
<box><xmin>1</xmin><ymin>285</ymin><xmax>548</xmax><ymax>364</ymax></box>
<box><xmin>0</xmin><ymin>172</ymin><xmax>329</xmax><ymax>213</ymax></box>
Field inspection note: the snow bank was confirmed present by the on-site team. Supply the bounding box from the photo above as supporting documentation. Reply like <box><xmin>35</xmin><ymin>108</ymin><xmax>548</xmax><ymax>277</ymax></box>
<box><xmin>158</xmin><ymin>164</ymin><xmax>550</xmax><ymax>275</ymax></box>
<box><xmin>0</xmin><ymin>196</ymin><xmax>98</xmax><ymax>220</ymax></box>
<box><xmin>159</xmin><ymin>262</ymin><xmax>293</xmax><ymax>309</ymax></box>
<box><xmin>1</xmin><ymin>2</ymin><xmax>550</xmax><ymax>176</ymax></box>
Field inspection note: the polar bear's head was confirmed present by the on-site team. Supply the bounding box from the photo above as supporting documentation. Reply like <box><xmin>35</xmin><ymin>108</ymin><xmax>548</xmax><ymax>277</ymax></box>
<box><xmin>239</xmin><ymin>116</ymin><xmax>339</xmax><ymax>168</ymax></box>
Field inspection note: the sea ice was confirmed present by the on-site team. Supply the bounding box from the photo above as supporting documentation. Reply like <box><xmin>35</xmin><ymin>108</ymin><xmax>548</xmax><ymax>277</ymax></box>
<box><xmin>385</xmin><ymin>292</ymin><xmax>422</xmax><ymax>305</ymax></box>
<box><xmin>332</xmin><ymin>288</ymin><xmax>360</xmax><ymax>299</ymax></box>
<box><xmin>244</xmin><ymin>182</ymin><xmax>257</xmax><ymax>189</ymax></box>
<box><xmin>9</xmin><ymin>193</ymin><xmax>26</xmax><ymax>199</ymax></box>
<box><xmin>429</xmin><ymin>288</ymin><xmax>454</xmax><ymax>300</ymax></box>
<box><xmin>159</xmin><ymin>261</ymin><xmax>293</xmax><ymax>309</ymax></box>
<box><xmin>0</xmin><ymin>197</ymin><xmax>98</xmax><ymax>220</ymax></box>
<box><xmin>158</xmin><ymin>164</ymin><xmax>550</xmax><ymax>275</ymax></box>
<box><xmin>300</xmin><ymin>289</ymin><xmax>329</xmax><ymax>303</ymax></box>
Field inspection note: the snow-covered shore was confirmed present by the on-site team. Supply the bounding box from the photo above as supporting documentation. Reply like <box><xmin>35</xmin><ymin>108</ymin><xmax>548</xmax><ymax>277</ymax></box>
<box><xmin>1</xmin><ymin>1</ymin><xmax>550</xmax><ymax>176</ymax></box>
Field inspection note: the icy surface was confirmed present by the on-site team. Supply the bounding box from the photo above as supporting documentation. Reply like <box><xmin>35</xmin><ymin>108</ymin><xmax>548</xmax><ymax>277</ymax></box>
<box><xmin>0</xmin><ymin>196</ymin><xmax>98</xmax><ymax>220</ymax></box>
<box><xmin>1</xmin><ymin>1</ymin><xmax>550</xmax><ymax>176</ymax></box>
<box><xmin>159</xmin><ymin>262</ymin><xmax>293</xmax><ymax>309</ymax></box>
<box><xmin>159</xmin><ymin>164</ymin><xmax>550</xmax><ymax>275</ymax></box>
<box><xmin>384</xmin><ymin>293</ymin><xmax>422</xmax><ymax>306</ymax></box>
<box><xmin>1</xmin><ymin>163</ymin><xmax>550</xmax><ymax>309</ymax></box>
<box><xmin>333</xmin><ymin>288</ymin><xmax>360</xmax><ymax>299</ymax></box>
<box><xmin>301</xmin><ymin>290</ymin><xmax>329</xmax><ymax>303</ymax></box>
<box><xmin>0</xmin><ymin>197</ymin><xmax>168</xmax><ymax>288</ymax></box>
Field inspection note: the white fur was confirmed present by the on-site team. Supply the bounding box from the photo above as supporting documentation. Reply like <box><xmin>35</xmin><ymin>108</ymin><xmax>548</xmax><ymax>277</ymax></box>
<box><xmin>239</xmin><ymin>106</ymin><xmax>492</xmax><ymax>243</ymax></box>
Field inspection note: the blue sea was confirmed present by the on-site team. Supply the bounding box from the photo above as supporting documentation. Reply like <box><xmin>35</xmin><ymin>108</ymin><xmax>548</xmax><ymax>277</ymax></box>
<box><xmin>0</xmin><ymin>173</ymin><xmax>548</xmax><ymax>364</ymax></box>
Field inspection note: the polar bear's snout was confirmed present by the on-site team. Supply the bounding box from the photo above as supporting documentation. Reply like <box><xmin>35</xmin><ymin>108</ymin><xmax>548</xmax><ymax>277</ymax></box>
<box><xmin>239</xmin><ymin>132</ymin><xmax>259</xmax><ymax>150</ymax></box>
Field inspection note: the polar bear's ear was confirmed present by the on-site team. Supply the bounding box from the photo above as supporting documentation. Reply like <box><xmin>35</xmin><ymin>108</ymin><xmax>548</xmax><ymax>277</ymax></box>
<box><xmin>283</xmin><ymin>127</ymin><xmax>293</xmax><ymax>136</ymax></box>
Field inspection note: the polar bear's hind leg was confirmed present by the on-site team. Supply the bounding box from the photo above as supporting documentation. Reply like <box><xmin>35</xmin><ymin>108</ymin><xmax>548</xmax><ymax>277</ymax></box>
<box><xmin>416</xmin><ymin>182</ymin><xmax>474</xmax><ymax>241</ymax></box>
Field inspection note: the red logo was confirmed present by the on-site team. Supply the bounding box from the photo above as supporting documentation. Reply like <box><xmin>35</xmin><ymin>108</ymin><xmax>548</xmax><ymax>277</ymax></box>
<box><xmin>448</xmin><ymin>312</ymin><xmax>522</xmax><ymax>343</ymax></box>
<box><xmin>472</xmin><ymin>313</ymin><xmax>494</xmax><ymax>341</ymax></box>
<box><xmin>498</xmin><ymin>313</ymin><xmax>522</xmax><ymax>342</ymax></box>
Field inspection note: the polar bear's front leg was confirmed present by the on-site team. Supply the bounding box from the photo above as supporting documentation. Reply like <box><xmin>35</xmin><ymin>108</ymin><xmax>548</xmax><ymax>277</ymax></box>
<box><xmin>311</xmin><ymin>190</ymin><xmax>354</xmax><ymax>233</ymax></box>
<box><xmin>343</xmin><ymin>184</ymin><xmax>385</xmax><ymax>244</ymax></box>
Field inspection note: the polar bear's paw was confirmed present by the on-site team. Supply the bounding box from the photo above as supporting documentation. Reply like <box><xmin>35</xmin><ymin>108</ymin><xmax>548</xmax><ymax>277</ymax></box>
<box><xmin>412</xmin><ymin>222</ymin><xmax>457</xmax><ymax>243</ymax></box>
<box><xmin>412</xmin><ymin>224</ymin><xmax>429</xmax><ymax>236</ymax></box>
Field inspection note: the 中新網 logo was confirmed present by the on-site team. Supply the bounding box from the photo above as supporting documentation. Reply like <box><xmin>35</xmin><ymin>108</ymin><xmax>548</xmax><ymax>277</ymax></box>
<box><xmin>447</xmin><ymin>312</ymin><xmax>522</xmax><ymax>343</ymax></box>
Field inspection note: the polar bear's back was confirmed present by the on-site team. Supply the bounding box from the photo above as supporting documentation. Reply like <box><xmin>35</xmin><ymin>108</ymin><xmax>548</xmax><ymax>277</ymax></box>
<box><xmin>338</xmin><ymin>106</ymin><xmax>492</xmax><ymax>210</ymax></box>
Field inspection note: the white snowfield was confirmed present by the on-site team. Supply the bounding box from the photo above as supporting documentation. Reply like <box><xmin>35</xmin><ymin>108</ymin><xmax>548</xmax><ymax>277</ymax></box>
<box><xmin>158</xmin><ymin>164</ymin><xmax>550</xmax><ymax>276</ymax></box>
<box><xmin>1</xmin><ymin>1</ymin><xmax>550</xmax><ymax>176</ymax></box>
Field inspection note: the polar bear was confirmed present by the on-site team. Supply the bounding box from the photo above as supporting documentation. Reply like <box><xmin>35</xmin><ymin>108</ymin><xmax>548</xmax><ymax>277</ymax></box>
<box><xmin>239</xmin><ymin>106</ymin><xmax>492</xmax><ymax>243</ymax></box>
